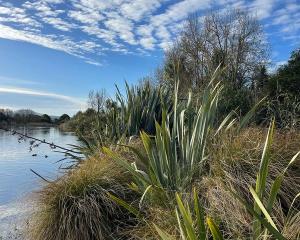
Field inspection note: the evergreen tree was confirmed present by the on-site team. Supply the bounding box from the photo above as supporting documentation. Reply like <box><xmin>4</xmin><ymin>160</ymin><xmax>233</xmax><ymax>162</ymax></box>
<box><xmin>269</xmin><ymin>49</ymin><xmax>300</xmax><ymax>97</ymax></box>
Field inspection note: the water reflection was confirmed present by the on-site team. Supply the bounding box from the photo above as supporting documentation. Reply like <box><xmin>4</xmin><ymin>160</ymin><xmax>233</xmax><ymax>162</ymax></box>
<box><xmin>0</xmin><ymin>126</ymin><xmax>79</xmax><ymax>205</ymax></box>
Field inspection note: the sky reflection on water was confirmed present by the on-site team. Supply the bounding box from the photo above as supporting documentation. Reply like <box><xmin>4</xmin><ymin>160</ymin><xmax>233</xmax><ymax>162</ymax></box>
<box><xmin>0</xmin><ymin>126</ymin><xmax>79</xmax><ymax>205</ymax></box>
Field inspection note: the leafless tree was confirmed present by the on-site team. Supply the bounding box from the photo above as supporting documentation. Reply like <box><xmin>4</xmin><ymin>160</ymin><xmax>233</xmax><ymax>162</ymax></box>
<box><xmin>88</xmin><ymin>89</ymin><xmax>107</xmax><ymax>114</ymax></box>
<box><xmin>163</xmin><ymin>9</ymin><xmax>269</xmax><ymax>92</ymax></box>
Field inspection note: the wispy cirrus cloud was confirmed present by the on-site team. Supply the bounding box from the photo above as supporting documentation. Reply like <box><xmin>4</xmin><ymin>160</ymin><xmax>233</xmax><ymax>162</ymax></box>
<box><xmin>0</xmin><ymin>24</ymin><xmax>102</xmax><ymax>60</ymax></box>
<box><xmin>0</xmin><ymin>75</ymin><xmax>39</xmax><ymax>86</ymax></box>
<box><xmin>0</xmin><ymin>85</ymin><xmax>86</xmax><ymax>115</ymax></box>
<box><xmin>0</xmin><ymin>86</ymin><xmax>85</xmax><ymax>106</ymax></box>
<box><xmin>0</xmin><ymin>0</ymin><xmax>298</xmax><ymax>65</ymax></box>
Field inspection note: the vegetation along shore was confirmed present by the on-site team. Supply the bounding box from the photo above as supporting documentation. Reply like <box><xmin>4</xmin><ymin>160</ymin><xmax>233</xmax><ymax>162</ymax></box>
<box><xmin>0</xmin><ymin>109</ymin><xmax>70</xmax><ymax>128</ymax></box>
<box><xmin>8</xmin><ymin>9</ymin><xmax>299</xmax><ymax>240</ymax></box>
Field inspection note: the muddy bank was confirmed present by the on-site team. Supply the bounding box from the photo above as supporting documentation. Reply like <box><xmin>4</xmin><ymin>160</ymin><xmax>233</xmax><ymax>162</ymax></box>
<box><xmin>0</xmin><ymin>197</ymin><xmax>35</xmax><ymax>240</ymax></box>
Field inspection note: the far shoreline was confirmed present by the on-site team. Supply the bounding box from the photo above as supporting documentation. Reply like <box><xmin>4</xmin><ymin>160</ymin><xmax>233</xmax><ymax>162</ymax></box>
<box><xmin>0</xmin><ymin>122</ymin><xmax>58</xmax><ymax>128</ymax></box>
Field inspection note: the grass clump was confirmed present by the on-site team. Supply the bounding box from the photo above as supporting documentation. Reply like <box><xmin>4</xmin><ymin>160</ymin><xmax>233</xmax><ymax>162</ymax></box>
<box><xmin>183</xmin><ymin>125</ymin><xmax>299</xmax><ymax>239</ymax></box>
<box><xmin>29</xmin><ymin>154</ymin><xmax>139</xmax><ymax>240</ymax></box>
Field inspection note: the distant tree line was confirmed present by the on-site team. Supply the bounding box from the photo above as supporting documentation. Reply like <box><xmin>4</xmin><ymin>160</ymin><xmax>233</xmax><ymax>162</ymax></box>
<box><xmin>0</xmin><ymin>108</ymin><xmax>70</xmax><ymax>126</ymax></box>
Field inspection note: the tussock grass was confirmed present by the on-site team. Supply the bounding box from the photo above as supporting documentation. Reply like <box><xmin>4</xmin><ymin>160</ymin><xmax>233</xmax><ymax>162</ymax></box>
<box><xmin>192</xmin><ymin>128</ymin><xmax>299</xmax><ymax>239</ymax></box>
<box><xmin>208</xmin><ymin>128</ymin><xmax>300</xmax><ymax>205</ymax></box>
<box><xmin>127</xmin><ymin>128</ymin><xmax>300</xmax><ymax>239</ymax></box>
<box><xmin>29</xmin><ymin>154</ymin><xmax>139</xmax><ymax>240</ymax></box>
<box><xmin>29</xmin><ymin>129</ymin><xmax>299</xmax><ymax>240</ymax></box>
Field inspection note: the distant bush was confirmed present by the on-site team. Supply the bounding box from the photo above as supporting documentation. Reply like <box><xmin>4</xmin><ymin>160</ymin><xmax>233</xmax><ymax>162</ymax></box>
<box><xmin>65</xmin><ymin>81</ymin><xmax>173</xmax><ymax>153</ymax></box>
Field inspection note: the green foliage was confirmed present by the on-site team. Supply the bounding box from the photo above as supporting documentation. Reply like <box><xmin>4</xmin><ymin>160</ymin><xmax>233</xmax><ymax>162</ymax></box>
<box><xmin>105</xmin><ymin>67</ymin><xmax>266</xmax><ymax>202</ymax></box>
<box><xmin>228</xmin><ymin>120</ymin><xmax>300</xmax><ymax>240</ymax></box>
<box><xmin>139</xmin><ymin>80</ymin><xmax>222</xmax><ymax>192</ymax></box>
<box><xmin>41</xmin><ymin>114</ymin><xmax>52</xmax><ymax>123</ymax></box>
<box><xmin>154</xmin><ymin>120</ymin><xmax>299</xmax><ymax>240</ymax></box>
<box><xmin>218</xmin><ymin>83</ymin><xmax>253</xmax><ymax>117</ymax></box>
<box><xmin>154</xmin><ymin>189</ymin><xmax>222</xmax><ymax>240</ymax></box>
<box><xmin>262</xmin><ymin>49</ymin><xmax>300</xmax><ymax>128</ymax></box>
<box><xmin>253</xmin><ymin>120</ymin><xmax>276</xmax><ymax>238</ymax></box>
<box><xmin>67</xmin><ymin>81</ymin><xmax>172</xmax><ymax>154</ymax></box>
<box><xmin>114</xmin><ymin>81</ymin><xmax>172</xmax><ymax>137</ymax></box>
<box><xmin>105</xmin><ymin>69</ymin><xmax>232</xmax><ymax>199</ymax></box>
<box><xmin>30</xmin><ymin>156</ymin><xmax>138</xmax><ymax>240</ymax></box>
<box><xmin>31</xmin><ymin>72</ymin><xmax>300</xmax><ymax>239</ymax></box>
<box><xmin>56</xmin><ymin>113</ymin><xmax>70</xmax><ymax>124</ymax></box>
<box><xmin>268</xmin><ymin>49</ymin><xmax>300</xmax><ymax>98</ymax></box>
<box><xmin>0</xmin><ymin>108</ymin><xmax>56</xmax><ymax>125</ymax></box>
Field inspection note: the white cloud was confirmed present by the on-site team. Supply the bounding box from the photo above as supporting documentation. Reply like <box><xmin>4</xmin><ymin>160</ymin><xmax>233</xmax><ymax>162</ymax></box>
<box><xmin>68</xmin><ymin>10</ymin><xmax>104</xmax><ymax>25</ymax></box>
<box><xmin>250</xmin><ymin>0</ymin><xmax>276</xmax><ymax>20</ymax></box>
<box><xmin>42</xmin><ymin>17</ymin><xmax>75</xmax><ymax>31</ymax></box>
<box><xmin>0</xmin><ymin>86</ymin><xmax>86</xmax><ymax>115</ymax></box>
<box><xmin>120</xmin><ymin>0</ymin><xmax>163</xmax><ymax>21</ymax></box>
<box><xmin>85</xmin><ymin>60</ymin><xmax>103</xmax><ymax>66</ymax></box>
<box><xmin>0</xmin><ymin>76</ymin><xmax>39</xmax><ymax>86</ymax></box>
<box><xmin>140</xmin><ymin>37</ymin><xmax>156</xmax><ymax>50</ymax></box>
<box><xmin>0</xmin><ymin>24</ymin><xmax>102</xmax><ymax>65</ymax></box>
<box><xmin>156</xmin><ymin>26</ymin><xmax>171</xmax><ymax>41</ymax></box>
<box><xmin>104</xmin><ymin>15</ymin><xmax>136</xmax><ymax>45</ymax></box>
<box><xmin>72</xmin><ymin>0</ymin><xmax>114</xmax><ymax>10</ymax></box>
<box><xmin>0</xmin><ymin>86</ymin><xmax>85</xmax><ymax>107</ymax></box>
<box><xmin>44</xmin><ymin>0</ymin><xmax>64</xmax><ymax>3</ymax></box>
<box><xmin>0</xmin><ymin>5</ymin><xmax>41</xmax><ymax>27</ymax></box>
<box><xmin>150</xmin><ymin>0</ymin><xmax>211</xmax><ymax>27</ymax></box>
<box><xmin>23</xmin><ymin>1</ymin><xmax>63</xmax><ymax>17</ymax></box>
<box><xmin>137</xmin><ymin>25</ymin><xmax>153</xmax><ymax>37</ymax></box>
<box><xmin>136</xmin><ymin>0</ymin><xmax>211</xmax><ymax>50</ymax></box>
<box><xmin>0</xmin><ymin>0</ymin><xmax>298</xmax><ymax>64</ymax></box>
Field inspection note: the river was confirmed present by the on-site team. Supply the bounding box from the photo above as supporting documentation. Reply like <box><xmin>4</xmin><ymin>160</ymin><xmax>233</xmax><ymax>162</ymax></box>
<box><xmin>0</xmin><ymin>126</ymin><xmax>79</xmax><ymax>239</ymax></box>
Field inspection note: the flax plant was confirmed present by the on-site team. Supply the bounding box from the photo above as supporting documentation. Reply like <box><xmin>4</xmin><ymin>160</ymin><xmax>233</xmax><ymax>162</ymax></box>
<box><xmin>154</xmin><ymin>121</ymin><xmax>299</xmax><ymax>240</ymax></box>
<box><xmin>154</xmin><ymin>188</ymin><xmax>222</xmax><ymax>240</ymax></box>
<box><xmin>228</xmin><ymin>120</ymin><xmax>300</xmax><ymax>240</ymax></box>
<box><xmin>115</xmin><ymin>81</ymin><xmax>172</xmax><ymax>137</ymax></box>
<box><xmin>104</xmin><ymin>67</ymin><xmax>233</xmax><ymax>197</ymax></box>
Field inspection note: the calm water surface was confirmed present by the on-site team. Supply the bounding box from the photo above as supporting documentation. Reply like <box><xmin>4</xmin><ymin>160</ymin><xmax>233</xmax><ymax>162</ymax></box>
<box><xmin>0</xmin><ymin>126</ymin><xmax>79</xmax><ymax>205</ymax></box>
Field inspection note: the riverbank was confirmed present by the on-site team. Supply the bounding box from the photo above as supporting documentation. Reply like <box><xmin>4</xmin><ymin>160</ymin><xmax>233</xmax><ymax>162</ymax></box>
<box><xmin>27</xmin><ymin>127</ymin><xmax>300</xmax><ymax>239</ymax></box>
<box><xmin>5</xmin><ymin>75</ymin><xmax>299</xmax><ymax>239</ymax></box>
<box><xmin>26</xmin><ymin>80</ymin><xmax>300</xmax><ymax>240</ymax></box>
<box><xmin>0</xmin><ymin>122</ymin><xmax>57</xmax><ymax>128</ymax></box>
<box><xmin>0</xmin><ymin>197</ymin><xmax>34</xmax><ymax>240</ymax></box>
<box><xmin>0</xmin><ymin>126</ymin><xmax>79</xmax><ymax>239</ymax></box>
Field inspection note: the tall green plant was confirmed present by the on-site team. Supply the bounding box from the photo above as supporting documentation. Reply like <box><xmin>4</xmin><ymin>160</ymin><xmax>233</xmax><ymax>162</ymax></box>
<box><xmin>228</xmin><ymin>120</ymin><xmax>300</xmax><ymax>240</ymax></box>
<box><xmin>154</xmin><ymin>121</ymin><xmax>299</xmax><ymax>240</ymax></box>
<box><xmin>141</xmin><ymin>80</ymin><xmax>222</xmax><ymax>191</ymax></box>
<box><xmin>77</xmin><ymin>81</ymin><xmax>172</xmax><ymax>153</ymax></box>
<box><xmin>154</xmin><ymin>188</ymin><xmax>222</xmax><ymax>240</ymax></box>
<box><xmin>104</xmin><ymin>67</ymin><xmax>233</xmax><ymax>197</ymax></box>
<box><xmin>115</xmin><ymin>81</ymin><xmax>172</xmax><ymax>137</ymax></box>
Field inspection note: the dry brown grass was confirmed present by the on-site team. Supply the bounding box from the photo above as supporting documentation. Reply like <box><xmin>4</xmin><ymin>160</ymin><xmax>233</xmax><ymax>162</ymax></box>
<box><xmin>28</xmin><ymin>128</ymin><xmax>300</xmax><ymax>240</ymax></box>
<box><xmin>128</xmin><ymin>128</ymin><xmax>300</xmax><ymax>239</ymax></box>
<box><xmin>197</xmin><ymin>128</ymin><xmax>300</xmax><ymax>239</ymax></box>
<box><xmin>28</xmin><ymin>154</ymin><xmax>139</xmax><ymax>240</ymax></box>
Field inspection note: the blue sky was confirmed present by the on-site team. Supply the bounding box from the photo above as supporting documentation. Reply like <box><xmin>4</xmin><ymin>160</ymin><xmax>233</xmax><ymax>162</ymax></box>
<box><xmin>0</xmin><ymin>0</ymin><xmax>299</xmax><ymax>115</ymax></box>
